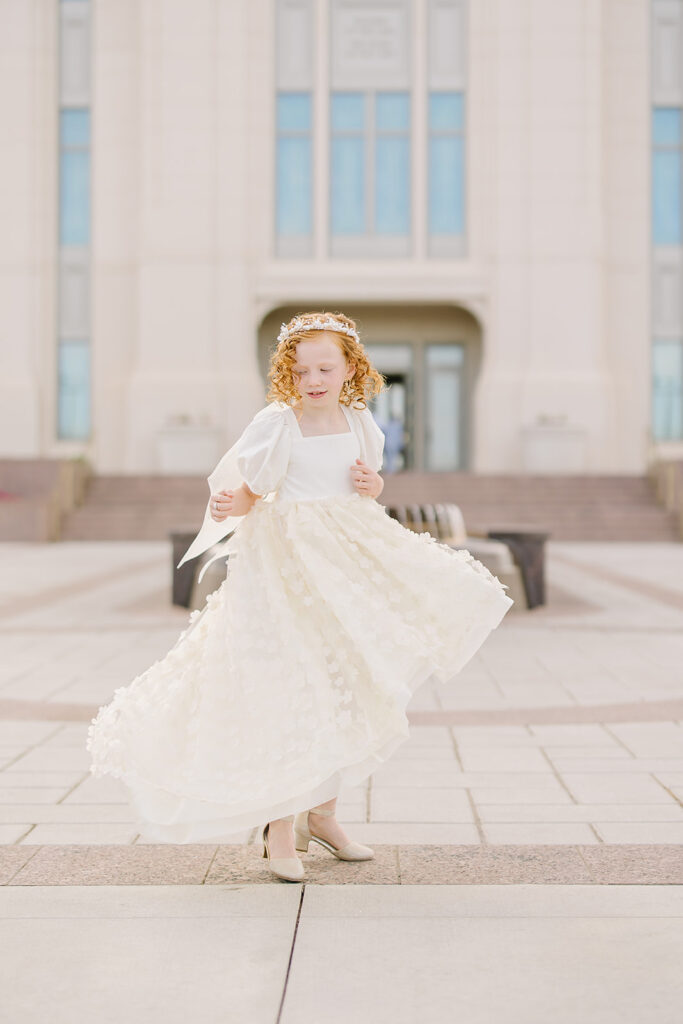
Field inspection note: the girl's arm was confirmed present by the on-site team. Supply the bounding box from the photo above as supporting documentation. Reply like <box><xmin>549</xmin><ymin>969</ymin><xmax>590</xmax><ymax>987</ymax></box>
<box><xmin>350</xmin><ymin>458</ymin><xmax>384</xmax><ymax>499</ymax></box>
<box><xmin>210</xmin><ymin>482</ymin><xmax>262</xmax><ymax>522</ymax></box>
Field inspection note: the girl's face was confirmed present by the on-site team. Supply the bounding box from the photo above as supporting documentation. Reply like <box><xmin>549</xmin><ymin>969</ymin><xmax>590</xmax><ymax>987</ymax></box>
<box><xmin>291</xmin><ymin>333</ymin><xmax>355</xmax><ymax>408</ymax></box>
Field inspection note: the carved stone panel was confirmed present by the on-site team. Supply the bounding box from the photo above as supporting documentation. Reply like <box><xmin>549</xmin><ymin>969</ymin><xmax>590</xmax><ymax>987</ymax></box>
<box><xmin>330</xmin><ymin>0</ymin><xmax>410</xmax><ymax>89</ymax></box>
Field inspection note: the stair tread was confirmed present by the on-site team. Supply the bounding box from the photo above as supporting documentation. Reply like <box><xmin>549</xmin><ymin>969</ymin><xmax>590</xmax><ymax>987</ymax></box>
<box><xmin>57</xmin><ymin>470</ymin><xmax>681</xmax><ymax>542</ymax></box>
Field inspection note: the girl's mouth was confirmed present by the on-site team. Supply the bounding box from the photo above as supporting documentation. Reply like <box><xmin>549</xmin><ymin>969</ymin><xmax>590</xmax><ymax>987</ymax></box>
<box><xmin>308</xmin><ymin>391</ymin><xmax>327</xmax><ymax>398</ymax></box>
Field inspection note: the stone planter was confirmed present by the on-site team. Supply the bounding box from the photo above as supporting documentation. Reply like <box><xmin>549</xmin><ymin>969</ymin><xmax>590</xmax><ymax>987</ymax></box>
<box><xmin>521</xmin><ymin>420</ymin><xmax>587</xmax><ymax>473</ymax></box>
<box><xmin>157</xmin><ymin>424</ymin><xmax>222</xmax><ymax>475</ymax></box>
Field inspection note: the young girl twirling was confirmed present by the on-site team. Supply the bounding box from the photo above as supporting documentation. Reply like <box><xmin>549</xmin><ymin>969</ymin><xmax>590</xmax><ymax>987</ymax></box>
<box><xmin>87</xmin><ymin>311</ymin><xmax>513</xmax><ymax>881</ymax></box>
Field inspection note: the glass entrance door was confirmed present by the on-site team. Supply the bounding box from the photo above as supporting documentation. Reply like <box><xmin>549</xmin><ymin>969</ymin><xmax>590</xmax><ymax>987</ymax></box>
<box><xmin>364</xmin><ymin>343</ymin><xmax>413</xmax><ymax>472</ymax></box>
<box><xmin>364</xmin><ymin>340</ymin><xmax>467</xmax><ymax>472</ymax></box>
<box><xmin>424</xmin><ymin>343</ymin><xmax>466</xmax><ymax>471</ymax></box>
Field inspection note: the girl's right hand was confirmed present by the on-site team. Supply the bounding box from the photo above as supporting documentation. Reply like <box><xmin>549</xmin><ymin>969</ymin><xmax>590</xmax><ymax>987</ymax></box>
<box><xmin>209</xmin><ymin>485</ymin><xmax>258</xmax><ymax>521</ymax></box>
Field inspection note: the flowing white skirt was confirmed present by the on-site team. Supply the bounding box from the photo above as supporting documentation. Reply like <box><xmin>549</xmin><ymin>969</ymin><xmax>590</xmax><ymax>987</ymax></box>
<box><xmin>86</xmin><ymin>492</ymin><xmax>514</xmax><ymax>843</ymax></box>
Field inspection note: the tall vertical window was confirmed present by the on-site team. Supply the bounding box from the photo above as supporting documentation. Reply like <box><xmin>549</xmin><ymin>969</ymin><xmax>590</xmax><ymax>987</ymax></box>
<box><xmin>428</xmin><ymin>92</ymin><xmax>464</xmax><ymax>237</ymax></box>
<box><xmin>650</xmin><ymin>1</ymin><xmax>683</xmax><ymax>443</ymax></box>
<box><xmin>275</xmin><ymin>0</ymin><xmax>314</xmax><ymax>256</ymax></box>
<box><xmin>652</xmin><ymin>107</ymin><xmax>682</xmax><ymax>245</ymax></box>
<box><xmin>653</xmin><ymin>338</ymin><xmax>683</xmax><ymax>440</ymax></box>
<box><xmin>330</xmin><ymin>90</ymin><xmax>411</xmax><ymax>255</ymax></box>
<box><xmin>276</xmin><ymin>92</ymin><xmax>313</xmax><ymax>243</ymax></box>
<box><xmin>57</xmin><ymin>341</ymin><xmax>91</xmax><ymax>440</ymax></box>
<box><xmin>650</xmin><ymin>102</ymin><xmax>683</xmax><ymax>441</ymax></box>
<box><xmin>330</xmin><ymin>93</ymin><xmax>366</xmax><ymax>236</ymax></box>
<box><xmin>58</xmin><ymin>0</ymin><xmax>91</xmax><ymax>441</ymax></box>
<box><xmin>59</xmin><ymin>109</ymin><xmax>90</xmax><ymax>246</ymax></box>
<box><xmin>427</xmin><ymin>0</ymin><xmax>467</xmax><ymax>256</ymax></box>
<box><xmin>328</xmin><ymin>0</ymin><xmax>412</xmax><ymax>257</ymax></box>
<box><xmin>375</xmin><ymin>93</ymin><xmax>411</xmax><ymax>235</ymax></box>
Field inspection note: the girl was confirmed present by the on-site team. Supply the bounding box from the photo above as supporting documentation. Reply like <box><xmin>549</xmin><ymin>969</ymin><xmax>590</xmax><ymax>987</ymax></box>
<box><xmin>87</xmin><ymin>311</ymin><xmax>513</xmax><ymax>882</ymax></box>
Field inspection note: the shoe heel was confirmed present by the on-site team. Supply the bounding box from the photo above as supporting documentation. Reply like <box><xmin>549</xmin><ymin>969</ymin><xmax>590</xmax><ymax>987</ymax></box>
<box><xmin>294</xmin><ymin>829</ymin><xmax>310</xmax><ymax>853</ymax></box>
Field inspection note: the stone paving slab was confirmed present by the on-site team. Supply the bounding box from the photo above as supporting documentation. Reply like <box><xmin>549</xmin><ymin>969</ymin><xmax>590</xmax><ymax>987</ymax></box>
<box><xmin>281</xmin><ymin>885</ymin><xmax>683</xmax><ymax>1024</ymax></box>
<box><xmin>0</xmin><ymin>883</ymin><xmax>299</xmax><ymax>1024</ymax></box>
<box><xmin>2</xmin><ymin>884</ymin><xmax>680</xmax><ymax>1024</ymax></box>
<box><xmin>477</xmin><ymin>802</ymin><xmax>683</xmax><ymax>821</ymax></box>
<box><xmin>3</xmin><ymin>844</ymin><xmax>683</xmax><ymax>886</ymax></box>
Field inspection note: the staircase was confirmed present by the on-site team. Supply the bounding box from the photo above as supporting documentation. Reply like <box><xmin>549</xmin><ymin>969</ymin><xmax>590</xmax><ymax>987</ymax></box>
<box><xmin>379</xmin><ymin>473</ymin><xmax>681</xmax><ymax>542</ymax></box>
<box><xmin>58</xmin><ymin>470</ymin><xmax>681</xmax><ymax>542</ymax></box>
<box><xmin>60</xmin><ymin>475</ymin><xmax>208</xmax><ymax>541</ymax></box>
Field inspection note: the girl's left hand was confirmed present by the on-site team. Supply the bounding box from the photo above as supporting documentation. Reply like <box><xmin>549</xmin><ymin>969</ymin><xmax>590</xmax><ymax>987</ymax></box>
<box><xmin>350</xmin><ymin>458</ymin><xmax>384</xmax><ymax>499</ymax></box>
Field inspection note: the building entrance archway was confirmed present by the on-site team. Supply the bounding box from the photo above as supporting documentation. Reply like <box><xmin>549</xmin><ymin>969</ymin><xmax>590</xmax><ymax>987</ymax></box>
<box><xmin>258</xmin><ymin>303</ymin><xmax>483</xmax><ymax>473</ymax></box>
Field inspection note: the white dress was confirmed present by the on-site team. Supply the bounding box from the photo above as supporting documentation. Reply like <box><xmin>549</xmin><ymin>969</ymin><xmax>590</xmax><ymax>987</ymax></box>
<box><xmin>86</xmin><ymin>401</ymin><xmax>514</xmax><ymax>843</ymax></box>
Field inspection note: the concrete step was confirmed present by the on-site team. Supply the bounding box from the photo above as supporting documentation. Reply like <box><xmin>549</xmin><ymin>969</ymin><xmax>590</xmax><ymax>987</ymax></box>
<box><xmin>381</xmin><ymin>476</ymin><xmax>658</xmax><ymax>499</ymax></box>
<box><xmin>59</xmin><ymin>471</ymin><xmax>682</xmax><ymax>542</ymax></box>
<box><xmin>60</xmin><ymin>507</ymin><xmax>205</xmax><ymax>541</ymax></box>
<box><xmin>85</xmin><ymin>476</ymin><xmax>207</xmax><ymax>502</ymax></box>
<box><xmin>378</xmin><ymin>472</ymin><xmax>681</xmax><ymax>541</ymax></box>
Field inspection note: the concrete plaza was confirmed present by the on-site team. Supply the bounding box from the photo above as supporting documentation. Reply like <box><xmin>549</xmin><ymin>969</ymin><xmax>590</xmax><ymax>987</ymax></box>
<box><xmin>0</xmin><ymin>539</ymin><xmax>682</xmax><ymax>1021</ymax></box>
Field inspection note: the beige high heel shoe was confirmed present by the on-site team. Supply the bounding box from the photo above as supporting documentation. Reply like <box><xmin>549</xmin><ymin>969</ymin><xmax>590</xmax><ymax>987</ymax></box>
<box><xmin>294</xmin><ymin>804</ymin><xmax>374</xmax><ymax>861</ymax></box>
<box><xmin>262</xmin><ymin>815</ymin><xmax>304</xmax><ymax>882</ymax></box>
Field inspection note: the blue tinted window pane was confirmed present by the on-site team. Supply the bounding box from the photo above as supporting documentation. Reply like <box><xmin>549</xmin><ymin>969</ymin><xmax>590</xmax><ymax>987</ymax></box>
<box><xmin>277</xmin><ymin>92</ymin><xmax>311</xmax><ymax>132</ymax></box>
<box><xmin>429</xmin><ymin>92</ymin><xmax>463</xmax><ymax>132</ymax></box>
<box><xmin>331</xmin><ymin>93</ymin><xmax>365</xmax><ymax>132</ymax></box>
<box><xmin>276</xmin><ymin>137</ymin><xmax>312</xmax><ymax>234</ymax></box>
<box><xmin>60</xmin><ymin>109</ymin><xmax>90</xmax><ymax>147</ymax></box>
<box><xmin>426</xmin><ymin>345</ymin><xmax>464</xmax><ymax>471</ymax></box>
<box><xmin>652</xmin><ymin>150</ymin><xmax>681</xmax><ymax>244</ymax></box>
<box><xmin>59</xmin><ymin>149</ymin><xmax>90</xmax><ymax>245</ymax></box>
<box><xmin>652</xmin><ymin>339</ymin><xmax>683</xmax><ymax>440</ymax></box>
<box><xmin>331</xmin><ymin>136</ymin><xmax>365</xmax><ymax>234</ymax></box>
<box><xmin>58</xmin><ymin>340</ymin><xmax>90</xmax><ymax>440</ymax></box>
<box><xmin>376</xmin><ymin>92</ymin><xmax>409</xmax><ymax>132</ymax></box>
<box><xmin>375</xmin><ymin>136</ymin><xmax>410</xmax><ymax>234</ymax></box>
<box><xmin>429</xmin><ymin>136</ymin><xmax>464</xmax><ymax>234</ymax></box>
<box><xmin>653</xmin><ymin>108</ymin><xmax>682</xmax><ymax>146</ymax></box>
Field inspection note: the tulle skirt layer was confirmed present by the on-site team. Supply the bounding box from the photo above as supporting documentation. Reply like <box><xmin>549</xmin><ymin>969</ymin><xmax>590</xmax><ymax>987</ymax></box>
<box><xmin>86</xmin><ymin>492</ymin><xmax>514</xmax><ymax>843</ymax></box>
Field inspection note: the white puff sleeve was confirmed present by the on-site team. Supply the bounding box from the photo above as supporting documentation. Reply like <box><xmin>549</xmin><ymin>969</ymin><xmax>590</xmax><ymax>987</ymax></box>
<box><xmin>235</xmin><ymin>403</ymin><xmax>292</xmax><ymax>496</ymax></box>
<box><xmin>356</xmin><ymin>404</ymin><xmax>385</xmax><ymax>473</ymax></box>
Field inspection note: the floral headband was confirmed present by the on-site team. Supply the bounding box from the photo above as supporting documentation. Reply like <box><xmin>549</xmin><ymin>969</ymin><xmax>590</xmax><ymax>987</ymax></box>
<box><xmin>277</xmin><ymin>315</ymin><xmax>359</xmax><ymax>345</ymax></box>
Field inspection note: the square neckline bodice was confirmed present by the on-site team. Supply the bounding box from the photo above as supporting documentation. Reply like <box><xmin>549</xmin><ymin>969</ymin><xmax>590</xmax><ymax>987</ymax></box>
<box><xmin>275</xmin><ymin>402</ymin><xmax>360</xmax><ymax>505</ymax></box>
<box><xmin>286</xmin><ymin>402</ymin><xmax>354</xmax><ymax>440</ymax></box>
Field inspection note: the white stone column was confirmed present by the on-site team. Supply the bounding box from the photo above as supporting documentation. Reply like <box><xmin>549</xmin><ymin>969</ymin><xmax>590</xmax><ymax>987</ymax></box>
<box><xmin>102</xmin><ymin>0</ymin><xmax>264</xmax><ymax>473</ymax></box>
<box><xmin>471</xmin><ymin>0</ymin><xmax>649</xmax><ymax>472</ymax></box>
<box><xmin>91</xmin><ymin>0</ymin><xmax>139</xmax><ymax>471</ymax></box>
<box><xmin>602</xmin><ymin>0</ymin><xmax>650</xmax><ymax>471</ymax></box>
<box><xmin>0</xmin><ymin>1</ymin><xmax>57</xmax><ymax>457</ymax></box>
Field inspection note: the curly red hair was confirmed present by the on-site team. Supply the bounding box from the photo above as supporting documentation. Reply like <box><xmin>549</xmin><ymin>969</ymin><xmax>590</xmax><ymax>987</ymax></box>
<box><xmin>265</xmin><ymin>310</ymin><xmax>385</xmax><ymax>408</ymax></box>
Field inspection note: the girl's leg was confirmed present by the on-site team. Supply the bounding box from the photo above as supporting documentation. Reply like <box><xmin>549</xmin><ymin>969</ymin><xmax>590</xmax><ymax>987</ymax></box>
<box><xmin>265</xmin><ymin>816</ymin><xmax>297</xmax><ymax>858</ymax></box>
<box><xmin>308</xmin><ymin>796</ymin><xmax>354</xmax><ymax>849</ymax></box>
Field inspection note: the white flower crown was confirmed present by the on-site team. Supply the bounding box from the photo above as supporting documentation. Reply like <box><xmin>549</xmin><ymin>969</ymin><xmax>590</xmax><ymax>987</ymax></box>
<box><xmin>277</xmin><ymin>315</ymin><xmax>359</xmax><ymax>345</ymax></box>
